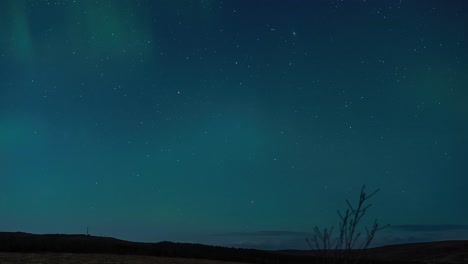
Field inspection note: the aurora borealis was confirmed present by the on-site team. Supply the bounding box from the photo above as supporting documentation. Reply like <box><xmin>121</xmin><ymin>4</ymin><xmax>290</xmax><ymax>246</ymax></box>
<box><xmin>1</xmin><ymin>0</ymin><xmax>467</xmax><ymax>249</ymax></box>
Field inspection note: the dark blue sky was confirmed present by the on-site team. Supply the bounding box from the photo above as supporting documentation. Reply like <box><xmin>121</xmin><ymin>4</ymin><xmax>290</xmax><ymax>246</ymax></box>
<box><xmin>1</xmin><ymin>0</ymin><xmax>467</xmax><ymax>249</ymax></box>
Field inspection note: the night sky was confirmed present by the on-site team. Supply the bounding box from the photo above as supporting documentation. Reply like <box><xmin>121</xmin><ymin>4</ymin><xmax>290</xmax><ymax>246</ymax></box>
<box><xmin>1</xmin><ymin>0</ymin><xmax>467</xmax><ymax>250</ymax></box>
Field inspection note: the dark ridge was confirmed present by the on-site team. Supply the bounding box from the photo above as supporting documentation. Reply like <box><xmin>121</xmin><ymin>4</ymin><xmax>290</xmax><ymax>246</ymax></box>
<box><xmin>365</xmin><ymin>240</ymin><xmax>468</xmax><ymax>263</ymax></box>
<box><xmin>277</xmin><ymin>240</ymin><xmax>468</xmax><ymax>263</ymax></box>
<box><xmin>0</xmin><ymin>232</ymin><xmax>434</xmax><ymax>264</ymax></box>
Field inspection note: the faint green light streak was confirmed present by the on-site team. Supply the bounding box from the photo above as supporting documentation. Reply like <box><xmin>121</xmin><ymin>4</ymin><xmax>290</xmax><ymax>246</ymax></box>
<box><xmin>2</xmin><ymin>0</ymin><xmax>34</xmax><ymax>62</ymax></box>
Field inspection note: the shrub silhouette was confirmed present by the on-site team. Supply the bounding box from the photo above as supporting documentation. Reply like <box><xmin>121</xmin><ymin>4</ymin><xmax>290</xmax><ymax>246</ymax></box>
<box><xmin>306</xmin><ymin>185</ymin><xmax>389</xmax><ymax>264</ymax></box>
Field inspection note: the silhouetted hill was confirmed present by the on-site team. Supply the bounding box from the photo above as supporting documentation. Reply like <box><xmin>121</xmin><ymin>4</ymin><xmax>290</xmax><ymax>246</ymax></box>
<box><xmin>0</xmin><ymin>232</ymin><xmax>319</xmax><ymax>264</ymax></box>
<box><xmin>278</xmin><ymin>240</ymin><xmax>468</xmax><ymax>263</ymax></box>
<box><xmin>366</xmin><ymin>240</ymin><xmax>468</xmax><ymax>263</ymax></box>
<box><xmin>1</xmin><ymin>232</ymin><xmax>458</xmax><ymax>263</ymax></box>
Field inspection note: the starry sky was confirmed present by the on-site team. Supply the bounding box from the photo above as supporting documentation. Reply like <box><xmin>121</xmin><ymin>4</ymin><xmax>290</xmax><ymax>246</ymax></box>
<box><xmin>0</xmin><ymin>0</ymin><xmax>467</xmax><ymax>250</ymax></box>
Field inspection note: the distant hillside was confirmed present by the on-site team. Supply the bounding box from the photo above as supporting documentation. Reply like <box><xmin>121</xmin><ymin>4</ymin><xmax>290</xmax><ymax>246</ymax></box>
<box><xmin>278</xmin><ymin>240</ymin><xmax>468</xmax><ymax>264</ymax></box>
<box><xmin>366</xmin><ymin>240</ymin><xmax>468</xmax><ymax>263</ymax></box>
<box><xmin>2</xmin><ymin>232</ymin><xmax>458</xmax><ymax>264</ymax></box>
<box><xmin>0</xmin><ymin>232</ymin><xmax>319</xmax><ymax>264</ymax></box>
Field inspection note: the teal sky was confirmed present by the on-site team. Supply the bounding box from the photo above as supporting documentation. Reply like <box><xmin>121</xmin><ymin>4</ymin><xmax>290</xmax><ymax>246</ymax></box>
<box><xmin>0</xmin><ymin>0</ymin><xmax>467</xmax><ymax>249</ymax></box>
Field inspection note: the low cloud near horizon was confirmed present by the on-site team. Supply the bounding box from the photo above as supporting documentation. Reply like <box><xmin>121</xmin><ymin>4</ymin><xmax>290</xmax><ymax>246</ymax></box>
<box><xmin>204</xmin><ymin>225</ymin><xmax>468</xmax><ymax>250</ymax></box>
<box><xmin>213</xmin><ymin>231</ymin><xmax>314</xmax><ymax>237</ymax></box>
<box><xmin>390</xmin><ymin>224</ymin><xmax>468</xmax><ymax>232</ymax></box>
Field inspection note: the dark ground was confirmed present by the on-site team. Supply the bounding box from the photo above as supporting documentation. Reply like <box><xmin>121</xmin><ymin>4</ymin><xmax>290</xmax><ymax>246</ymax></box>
<box><xmin>1</xmin><ymin>232</ymin><xmax>466</xmax><ymax>264</ymax></box>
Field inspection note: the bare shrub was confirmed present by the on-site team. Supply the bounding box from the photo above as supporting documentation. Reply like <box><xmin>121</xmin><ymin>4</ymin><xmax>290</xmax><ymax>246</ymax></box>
<box><xmin>306</xmin><ymin>185</ymin><xmax>389</xmax><ymax>264</ymax></box>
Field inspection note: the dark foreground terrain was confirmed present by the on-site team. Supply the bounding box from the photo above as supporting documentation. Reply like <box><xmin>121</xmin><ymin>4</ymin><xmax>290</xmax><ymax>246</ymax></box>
<box><xmin>280</xmin><ymin>240</ymin><xmax>468</xmax><ymax>263</ymax></box>
<box><xmin>0</xmin><ymin>253</ymin><xmax>251</xmax><ymax>264</ymax></box>
<box><xmin>0</xmin><ymin>232</ymin><xmax>466</xmax><ymax>264</ymax></box>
